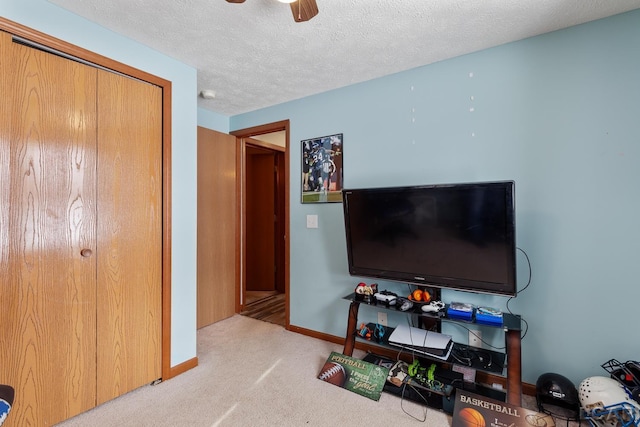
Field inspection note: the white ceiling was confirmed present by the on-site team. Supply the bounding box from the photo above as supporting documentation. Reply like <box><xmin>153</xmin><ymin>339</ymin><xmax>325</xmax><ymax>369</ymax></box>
<box><xmin>49</xmin><ymin>0</ymin><xmax>640</xmax><ymax>117</ymax></box>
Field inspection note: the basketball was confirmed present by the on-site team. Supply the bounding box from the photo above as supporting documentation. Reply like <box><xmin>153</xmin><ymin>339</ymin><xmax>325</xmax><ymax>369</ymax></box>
<box><xmin>457</xmin><ymin>407</ymin><xmax>486</xmax><ymax>427</ymax></box>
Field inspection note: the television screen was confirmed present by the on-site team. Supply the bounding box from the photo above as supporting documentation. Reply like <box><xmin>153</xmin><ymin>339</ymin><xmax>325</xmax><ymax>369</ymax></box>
<box><xmin>342</xmin><ymin>181</ymin><xmax>517</xmax><ymax>296</ymax></box>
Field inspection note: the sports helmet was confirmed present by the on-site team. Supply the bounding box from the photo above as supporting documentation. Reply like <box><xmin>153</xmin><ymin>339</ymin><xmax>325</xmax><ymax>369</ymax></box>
<box><xmin>536</xmin><ymin>372</ymin><xmax>581</xmax><ymax>421</ymax></box>
<box><xmin>0</xmin><ymin>384</ymin><xmax>14</xmax><ymax>427</ymax></box>
<box><xmin>579</xmin><ymin>376</ymin><xmax>640</xmax><ymax>427</ymax></box>
<box><xmin>602</xmin><ymin>359</ymin><xmax>640</xmax><ymax>404</ymax></box>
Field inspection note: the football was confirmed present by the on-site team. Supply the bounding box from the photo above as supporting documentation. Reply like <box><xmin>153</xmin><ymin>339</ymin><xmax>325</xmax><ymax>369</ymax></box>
<box><xmin>317</xmin><ymin>362</ymin><xmax>347</xmax><ymax>387</ymax></box>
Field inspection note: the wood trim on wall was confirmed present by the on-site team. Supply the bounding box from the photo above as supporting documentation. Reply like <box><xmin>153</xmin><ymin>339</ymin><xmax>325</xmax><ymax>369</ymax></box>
<box><xmin>247</xmin><ymin>138</ymin><xmax>286</xmax><ymax>153</ymax></box>
<box><xmin>231</xmin><ymin>121</ymin><xmax>290</xmax><ymax>138</ymax></box>
<box><xmin>168</xmin><ymin>357</ymin><xmax>198</xmax><ymax>379</ymax></box>
<box><xmin>231</xmin><ymin>120</ymin><xmax>290</xmax><ymax>327</ymax></box>
<box><xmin>0</xmin><ymin>17</ymin><xmax>181</xmax><ymax>381</ymax></box>
<box><xmin>161</xmin><ymin>79</ymin><xmax>176</xmax><ymax>380</ymax></box>
<box><xmin>235</xmin><ymin>135</ymin><xmax>245</xmax><ymax>314</ymax></box>
<box><xmin>0</xmin><ymin>18</ymin><xmax>169</xmax><ymax>88</ymax></box>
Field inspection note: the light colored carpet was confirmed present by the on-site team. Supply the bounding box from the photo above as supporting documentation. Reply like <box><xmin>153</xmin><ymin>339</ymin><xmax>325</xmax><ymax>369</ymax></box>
<box><xmin>55</xmin><ymin>315</ymin><xmax>453</xmax><ymax>426</ymax></box>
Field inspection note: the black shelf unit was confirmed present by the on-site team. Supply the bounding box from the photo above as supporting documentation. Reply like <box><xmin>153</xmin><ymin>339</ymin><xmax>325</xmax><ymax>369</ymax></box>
<box><xmin>342</xmin><ymin>292</ymin><xmax>523</xmax><ymax>406</ymax></box>
<box><xmin>344</xmin><ymin>293</ymin><xmax>521</xmax><ymax>332</ymax></box>
<box><xmin>357</xmin><ymin>321</ymin><xmax>507</xmax><ymax>375</ymax></box>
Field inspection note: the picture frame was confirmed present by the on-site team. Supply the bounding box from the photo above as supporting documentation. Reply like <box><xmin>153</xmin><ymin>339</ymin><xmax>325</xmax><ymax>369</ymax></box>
<box><xmin>301</xmin><ymin>133</ymin><xmax>343</xmax><ymax>203</ymax></box>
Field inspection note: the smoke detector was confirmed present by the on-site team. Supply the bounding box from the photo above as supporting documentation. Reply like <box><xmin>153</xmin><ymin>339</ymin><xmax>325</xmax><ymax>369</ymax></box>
<box><xmin>200</xmin><ymin>90</ymin><xmax>216</xmax><ymax>100</ymax></box>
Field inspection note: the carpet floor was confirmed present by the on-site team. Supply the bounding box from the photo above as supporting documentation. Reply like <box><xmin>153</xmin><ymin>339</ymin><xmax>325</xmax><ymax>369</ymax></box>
<box><xmin>55</xmin><ymin>315</ymin><xmax>452</xmax><ymax>426</ymax></box>
<box><xmin>54</xmin><ymin>315</ymin><xmax>581</xmax><ymax>427</ymax></box>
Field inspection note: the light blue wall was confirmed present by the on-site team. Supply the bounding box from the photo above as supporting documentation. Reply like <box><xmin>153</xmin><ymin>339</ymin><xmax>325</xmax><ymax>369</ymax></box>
<box><xmin>198</xmin><ymin>108</ymin><xmax>229</xmax><ymax>133</ymax></box>
<box><xmin>8</xmin><ymin>0</ymin><xmax>638</xmax><ymax>389</ymax></box>
<box><xmin>231</xmin><ymin>9</ymin><xmax>640</xmax><ymax>387</ymax></box>
<box><xmin>1</xmin><ymin>0</ymin><xmax>200</xmax><ymax>367</ymax></box>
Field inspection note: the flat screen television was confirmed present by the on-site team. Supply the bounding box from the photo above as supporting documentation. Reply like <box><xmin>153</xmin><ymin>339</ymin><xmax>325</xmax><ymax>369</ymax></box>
<box><xmin>342</xmin><ymin>181</ymin><xmax>517</xmax><ymax>296</ymax></box>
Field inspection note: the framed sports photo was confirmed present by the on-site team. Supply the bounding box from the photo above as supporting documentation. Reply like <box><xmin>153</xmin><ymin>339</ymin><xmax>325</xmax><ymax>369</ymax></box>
<box><xmin>301</xmin><ymin>133</ymin><xmax>343</xmax><ymax>203</ymax></box>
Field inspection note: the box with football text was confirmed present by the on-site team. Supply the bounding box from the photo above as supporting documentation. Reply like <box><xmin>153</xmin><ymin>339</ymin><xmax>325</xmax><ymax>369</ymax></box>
<box><xmin>317</xmin><ymin>351</ymin><xmax>389</xmax><ymax>401</ymax></box>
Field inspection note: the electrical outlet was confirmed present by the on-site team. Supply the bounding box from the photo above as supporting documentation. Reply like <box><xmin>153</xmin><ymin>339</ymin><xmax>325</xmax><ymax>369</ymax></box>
<box><xmin>377</xmin><ymin>312</ymin><xmax>388</xmax><ymax>326</ymax></box>
<box><xmin>469</xmin><ymin>329</ymin><xmax>482</xmax><ymax>348</ymax></box>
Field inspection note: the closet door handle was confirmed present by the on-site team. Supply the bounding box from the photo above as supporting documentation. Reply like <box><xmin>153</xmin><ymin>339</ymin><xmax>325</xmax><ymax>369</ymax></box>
<box><xmin>80</xmin><ymin>248</ymin><xmax>93</xmax><ymax>258</ymax></box>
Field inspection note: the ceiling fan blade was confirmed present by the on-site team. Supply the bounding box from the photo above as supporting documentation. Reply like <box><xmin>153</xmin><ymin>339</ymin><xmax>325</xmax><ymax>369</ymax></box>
<box><xmin>289</xmin><ymin>0</ymin><xmax>318</xmax><ymax>22</ymax></box>
<box><xmin>226</xmin><ymin>0</ymin><xmax>246</xmax><ymax>3</ymax></box>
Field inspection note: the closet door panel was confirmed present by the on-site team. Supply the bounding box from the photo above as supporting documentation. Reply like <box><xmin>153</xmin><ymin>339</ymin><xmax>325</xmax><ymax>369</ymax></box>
<box><xmin>0</xmin><ymin>32</ymin><xmax>98</xmax><ymax>426</ymax></box>
<box><xmin>96</xmin><ymin>70</ymin><xmax>162</xmax><ymax>404</ymax></box>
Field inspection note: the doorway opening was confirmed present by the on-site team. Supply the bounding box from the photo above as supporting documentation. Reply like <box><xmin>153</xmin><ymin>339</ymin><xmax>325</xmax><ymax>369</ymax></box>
<box><xmin>232</xmin><ymin>121</ymin><xmax>289</xmax><ymax>328</ymax></box>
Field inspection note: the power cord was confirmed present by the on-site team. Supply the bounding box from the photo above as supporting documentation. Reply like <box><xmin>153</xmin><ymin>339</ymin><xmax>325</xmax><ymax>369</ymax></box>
<box><xmin>507</xmin><ymin>247</ymin><xmax>531</xmax><ymax>340</ymax></box>
<box><xmin>400</xmin><ymin>381</ymin><xmax>429</xmax><ymax>422</ymax></box>
<box><xmin>450</xmin><ymin>346</ymin><xmax>497</xmax><ymax>370</ymax></box>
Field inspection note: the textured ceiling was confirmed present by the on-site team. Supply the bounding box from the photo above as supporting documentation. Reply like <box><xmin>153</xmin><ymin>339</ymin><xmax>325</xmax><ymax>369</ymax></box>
<box><xmin>49</xmin><ymin>0</ymin><xmax>640</xmax><ymax>116</ymax></box>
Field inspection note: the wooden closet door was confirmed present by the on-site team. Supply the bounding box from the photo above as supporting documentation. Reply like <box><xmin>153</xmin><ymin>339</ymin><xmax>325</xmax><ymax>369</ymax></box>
<box><xmin>95</xmin><ymin>70</ymin><xmax>162</xmax><ymax>404</ymax></box>
<box><xmin>0</xmin><ymin>32</ymin><xmax>98</xmax><ymax>426</ymax></box>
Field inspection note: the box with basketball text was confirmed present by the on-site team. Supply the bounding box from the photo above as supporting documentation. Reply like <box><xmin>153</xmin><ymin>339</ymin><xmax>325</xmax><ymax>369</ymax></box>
<box><xmin>317</xmin><ymin>351</ymin><xmax>389</xmax><ymax>401</ymax></box>
<box><xmin>452</xmin><ymin>390</ymin><xmax>555</xmax><ymax>427</ymax></box>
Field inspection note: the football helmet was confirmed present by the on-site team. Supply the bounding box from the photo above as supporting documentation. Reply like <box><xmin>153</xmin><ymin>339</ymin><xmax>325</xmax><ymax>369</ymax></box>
<box><xmin>0</xmin><ymin>384</ymin><xmax>14</xmax><ymax>427</ymax></box>
<box><xmin>602</xmin><ymin>359</ymin><xmax>640</xmax><ymax>404</ymax></box>
<box><xmin>536</xmin><ymin>372</ymin><xmax>581</xmax><ymax>422</ymax></box>
<box><xmin>579</xmin><ymin>376</ymin><xmax>640</xmax><ymax>427</ymax></box>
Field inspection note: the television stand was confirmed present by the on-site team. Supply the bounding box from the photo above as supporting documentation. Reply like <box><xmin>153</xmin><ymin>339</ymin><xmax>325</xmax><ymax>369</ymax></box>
<box><xmin>341</xmin><ymin>293</ymin><xmax>523</xmax><ymax>406</ymax></box>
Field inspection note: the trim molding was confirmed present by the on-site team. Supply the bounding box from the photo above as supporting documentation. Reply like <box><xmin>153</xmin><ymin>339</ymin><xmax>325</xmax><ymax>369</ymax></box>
<box><xmin>168</xmin><ymin>357</ymin><xmax>199</xmax><ymax>379</ymax></box>
<box><xmin>231</xmin><ymin>120</ymin><xmax>290</xmax><ymax>328</ymax></box>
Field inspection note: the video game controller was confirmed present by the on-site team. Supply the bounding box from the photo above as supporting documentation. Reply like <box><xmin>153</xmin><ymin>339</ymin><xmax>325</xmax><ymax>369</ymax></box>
<box><xmin>397</xmin><ymin>297</ymin><xmax>414</xmax><ymax>312</ymax></box>
<box><xmin>374</xmin><ymin>290</ymin><xmax>397</xmax><ymax>306</ymax></box>
<box><xmin>421</xmin><ymin>300</ymin><xmax>445</xmax><ymax>313</ymax></box>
